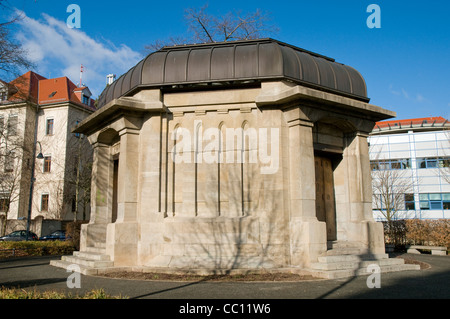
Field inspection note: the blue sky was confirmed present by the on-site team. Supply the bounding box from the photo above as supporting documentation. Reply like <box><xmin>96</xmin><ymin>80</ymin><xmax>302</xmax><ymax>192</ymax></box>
<box><xmin>2</xmin><ymin>0</ymin><xmax>449</xmax><ymax>121</ymax></box>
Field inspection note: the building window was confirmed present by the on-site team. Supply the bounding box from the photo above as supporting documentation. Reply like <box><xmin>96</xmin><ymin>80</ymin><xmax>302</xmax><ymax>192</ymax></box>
<box><xmin>444</xmin><ymin>194</ymin><xmax>450</xmax><ymax>210</ymax></box>
<box><xmin>439</xmin><ymin>158</ymin><xmax>450</xmax><ymax>168</ymax></box>
<box><xmin>419</xmin><ymin>193</ymin><xmax>450</xmax><ymax>210</ymax></box>
<box><xmin>43</xmin><ymin>156</ymin><xmax>51</xmax><ymax>173</ymax></box>
<box><xmin>370</xmin><ymin>159</ymin><xmax>411</xmax><ymax>171</ymax></box>
<box><xmin>0</xmin><ymin>198</ymin><xmax>9</xmax><ymax>212</ymax></box>
<box><xmin>46</xmin><ymin>119</ymin><xmax>54</xmax><ymax>135</ymax></box>
<box><xmin>74</xmin><ymin>120</ymin><xmax>81</xmax><ymax>138</ymax></box>
<box><xmin>7</xmin><ymin>115</ymin><xmax>18</xmax><ymax>136</ymax></box>
<box><xmin>404</xmin><ymin>194</ymin><xmax>415</xmax><ymax>210</ymax></box>
<box><xmin>82</xmin><ymin>95</ymin><xmax>89</xmax><ymax>105</ymax></box>
<box><xmin>4</xmin><ymin>151</ymin><xmax>15</xmax><ymax>172</ymax></box>
<box><xmin>72</xmin><ymin>195</ymin><xmax>77</xmax><ymax>212</ymax></box>
<box><xmin>417</xmin><ymin>157</ymin><xmax>450</xmax><ymax>169</ymax></box>
<box><xmin>41</xmin><ymin>194</ymin><xmax>49</xmax><ymax>211</ymax></box>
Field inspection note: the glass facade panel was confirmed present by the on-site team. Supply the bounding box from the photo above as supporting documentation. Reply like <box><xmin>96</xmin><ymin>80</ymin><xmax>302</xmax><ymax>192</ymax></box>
<box><xmin>430</xmin><ymin>201</ymin><xmax>442</xmax><ymax>210</ymax></box>
<box><xmin>429</xmin><ymin>193</ymin><xmax>441</xmax><ymax>200</ymax></box>
<box><xmin>418</xmin><ymin>193</ymin><xmax>450</xmax><ymax>210</ymax></box>
<box><xmin>420</xmin><ymin>201</ymin><xmax>429</xmax><ymax>209</ymax></box>
<box><xmin>416</xmin><ymin>157</ymin><xmax>450</xmax><ymax>169</ymax></box>
<box><xmin>427</xmin><ymin>159</ymin><xmax>437</xmax><ymax>168</ymax></box>
<box><xmin>370</xmin><ymin>158</ymin><xmax>413</xmax><ymax>171</ymax></box>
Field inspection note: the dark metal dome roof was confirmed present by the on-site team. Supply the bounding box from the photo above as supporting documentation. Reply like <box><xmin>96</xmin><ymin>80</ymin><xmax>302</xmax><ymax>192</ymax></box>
<box><xmin>97</xmin><ymin>38</ymin><xmax>369</xmax><ymax>108</ymax></box>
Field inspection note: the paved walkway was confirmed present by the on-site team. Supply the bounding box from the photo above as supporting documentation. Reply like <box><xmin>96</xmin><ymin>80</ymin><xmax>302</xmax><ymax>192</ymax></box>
<box><xmin>0</xmin><ymin>253</ymin><xmax>448</xmax><ymax>301</ymax></box>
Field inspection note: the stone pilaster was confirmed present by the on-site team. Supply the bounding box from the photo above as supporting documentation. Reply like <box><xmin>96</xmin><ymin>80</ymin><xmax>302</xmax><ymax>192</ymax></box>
<box><xmin>106</xmin><ymin>127</ymin><xmax>140</xmax><ymax>266</ymax></box>
<box><xmin>288</xmin><ymin>117</ymin><xmax>327</xmax><ymax>268</ymax></box>
<box><xmin>337</xmin><ymin>132</ymin><xmax>385</xmax><ymax>253</ymax></box>
<box><xmin>79</xmin><ymin>142</ymin><xmax>111</xmax><ymax>251</ymax></box>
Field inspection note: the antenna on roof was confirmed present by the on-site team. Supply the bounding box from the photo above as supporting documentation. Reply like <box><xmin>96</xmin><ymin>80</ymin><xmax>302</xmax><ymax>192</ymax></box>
<box><xmin>79</xmin><ymin>64</ymin><xmax>84</xmax><ymax>87</ymax></box>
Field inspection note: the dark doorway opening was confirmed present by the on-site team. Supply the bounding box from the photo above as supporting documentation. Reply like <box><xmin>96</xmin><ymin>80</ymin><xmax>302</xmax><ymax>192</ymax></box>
<box><xmin>314</xmin><ymin>154</ymin><xmax>337</xmax><ymax>241</ymax></box>
<box><xmin>112</xmin><ymin>158</ymin><xmax>119</xmax><ymax>223</ymax></box>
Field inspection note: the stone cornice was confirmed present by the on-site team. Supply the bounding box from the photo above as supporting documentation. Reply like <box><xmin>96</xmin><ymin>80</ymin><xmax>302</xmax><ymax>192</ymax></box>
<box><xmin>256</xmin><ymin>83</ymin><xmax>396</xmax><ymax>122</ymax></box>
<box><xmin>73</xmin><ymin>96</ymin><xmax>166</xmax><ymax>136</ymax></box>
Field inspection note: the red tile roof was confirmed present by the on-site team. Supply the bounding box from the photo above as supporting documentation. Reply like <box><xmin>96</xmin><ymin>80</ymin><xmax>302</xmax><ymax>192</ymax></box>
<box><xmin>8</xmin><ymin>71</ymin><xmax>47</xmax><ymax>103</ymax></box>
<box><xmin>375</xmin><ymin>117</ymin><xmax>448</xmax><ymax>129</ymax></box>
<box><xmin>2</xmin><ymin>71</ymin><xmax>95</xmax><ymax>111</ymax></box>
<box><xmin>38</xmin><ymin>76</ymin><xmax>95</xmax><ymax>110</ymax></box>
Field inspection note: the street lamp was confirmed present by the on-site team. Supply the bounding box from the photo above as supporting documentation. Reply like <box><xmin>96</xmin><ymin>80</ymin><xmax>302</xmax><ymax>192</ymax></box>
<box><xmin>36</xmin><ymin>147</ymin><xmax>44</xmax><ymax>159</ymax></box>
<box><xmin>26</xmin><ymin>141</ymin><xmax>44</xmax><ymax>240</ymax></box>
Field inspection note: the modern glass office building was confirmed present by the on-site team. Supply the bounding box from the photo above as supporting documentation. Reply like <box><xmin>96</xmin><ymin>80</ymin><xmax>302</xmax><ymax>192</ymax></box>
<box><xmin>369</xmin><ymin>117</ymin><xmax>450</xmax><ymax>220</ymax></box>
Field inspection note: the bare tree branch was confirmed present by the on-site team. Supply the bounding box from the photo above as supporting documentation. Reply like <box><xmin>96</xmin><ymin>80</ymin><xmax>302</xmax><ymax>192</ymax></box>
<box><xmin>0</xmin><ymin>1</ymin><xmax>34</xmax><ymax>79</ymax></box>
<box><xmin>370</xmin><ymin>150</ymin><xmax>417</xmax><ymax>224</ymax></box>
<box><xmin>146</xmin><ymin>4</ymin><xmax>279</xmax><ymax>52</ymax></box>
<box><xmin>185</xmin><ymin>5</ymin><xmax>215</xmax><ymax>43</ymax></box>
<box><xmin>0</xmin><ymin>114</ymin><xmax>33</xmax><ymax>236</ymax></box>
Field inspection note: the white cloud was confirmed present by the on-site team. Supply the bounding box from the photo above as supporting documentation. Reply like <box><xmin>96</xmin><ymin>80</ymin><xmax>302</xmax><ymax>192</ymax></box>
<box><xmin>401</xmin><ymin>88</ymin><xmax>409</xmax><ymax>100</ymax></box>
<box><xmin>389</xmin><ymin>85</ymin><xmax>426</xmax><ymax>103</ymax></box>
<box><xmin>14</xmin><ymin>11</ymin><xmax>143</xmax><ymax>97</ymax></box>
<box><xmin>416</xmin><ymin>94</ymin><xmax>425</xmax><ymax>102</ymax></box>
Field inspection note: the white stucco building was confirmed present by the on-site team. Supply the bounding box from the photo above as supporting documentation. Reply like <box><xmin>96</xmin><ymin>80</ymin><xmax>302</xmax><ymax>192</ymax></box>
<box><xmin>0</xmin><ymin>71</ymin><xmax>95</xmax><ymax>228</ymax></box>
<box><xmin>369</xmin><ymin>117</ymin><xmax>450</xmax><ymax>220</ymax></box>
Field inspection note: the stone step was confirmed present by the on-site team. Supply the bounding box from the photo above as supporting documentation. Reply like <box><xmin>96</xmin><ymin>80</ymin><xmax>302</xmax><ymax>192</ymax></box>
<box><xmin>318</xmin><ymin>253</ymin><xmax>388</xmax><ymax>263</ymax></box>
<box><xmin>311</xmin><ymin>257</ymin><xmax>404</xmax><ymax>271</ymax></box>
<box><xmin>61</xmin><ymin>255</ymin><xmax>114</xmax><ymax>269</ymax></box>
<box><xmin>73</xmin><ymin>251</ymin><xmax>111</xmax><ymax>261</ymax></box>
<box><xmin>49</xmin><ymin>259</ymin><xmax>107</xmax><ymax>276</ymax></box>
<box><xmin>309</xmin><ymin>263</ymin><xmax>420</xmax><ymax>279</ymax></box>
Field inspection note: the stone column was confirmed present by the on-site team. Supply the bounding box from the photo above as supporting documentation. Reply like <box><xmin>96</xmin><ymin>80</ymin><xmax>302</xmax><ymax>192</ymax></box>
<box><xmin>288</xmin><ymin>118</ymin><xmax>327</xmax><ymax>268</ymax></box>
<box><xmin>90</xmin><ymin>142</ymin><xmax>113</xmax><ymax>223</ymax></box>
<box><xmin>106</xmin><ymin>127</ymin><xmax>140</xmax><ymax>266</ymax></box>
<box><xmin>139</xmin><ymin>115</ymin><xmax>165</xmax><ymax>218</ymax></box>
<box><xmin>341</xmin><ymin>132</ymin><xmax>385</xmax><ymax>254</ymax></box>
<box><xmin>80</xmin><ymin>141</ymin><xmax>112</xmax><ymax>251</ymax></box>
<box><xmin>116</xmin><ymin>128</ymin><xmax>140</xmax><ymax>222</ymax></box>
<box><xmin>346</xmin><ymin>133</ymin><xmax>373</xmax><ymax>221</ymax></box>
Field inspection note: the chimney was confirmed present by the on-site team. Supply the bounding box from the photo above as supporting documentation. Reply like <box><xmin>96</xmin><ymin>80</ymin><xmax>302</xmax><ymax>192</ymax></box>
<box><xmin>106</xmin><ymin>74</ymin><xmax>116</xmax><ymax>85</ymax></box>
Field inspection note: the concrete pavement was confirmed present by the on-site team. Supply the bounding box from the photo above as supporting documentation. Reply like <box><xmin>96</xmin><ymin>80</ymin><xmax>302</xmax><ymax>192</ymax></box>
<box><xmin>0</xmin><ymin>253</ymin><xmax>448</xmax><ymax>301</ymax></box>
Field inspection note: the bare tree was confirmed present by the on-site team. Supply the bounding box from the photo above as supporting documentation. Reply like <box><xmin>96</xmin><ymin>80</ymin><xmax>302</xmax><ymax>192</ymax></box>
<box><xmin>146</xmin><ymin>4</ymin><xmax>278</xmax><ymax>51</ymax></box>
<box><xmin>0</xmin><ymin>115</ymin><xmax>32</xmax><ymax>236</ymax></box>
<box><xmin>64</xmin><ymin>134</ymin><xmax>92</xmax><ymax>222</ymax></box>
<box><xmin>0</xmin><ymin>0</ymin><xmax>34</xmax><ymax>79</ymax></box>
<box><xmin>371</xmin><ymin>166</ymin><xmax>415</xmax><ymax>224</ymax></box>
